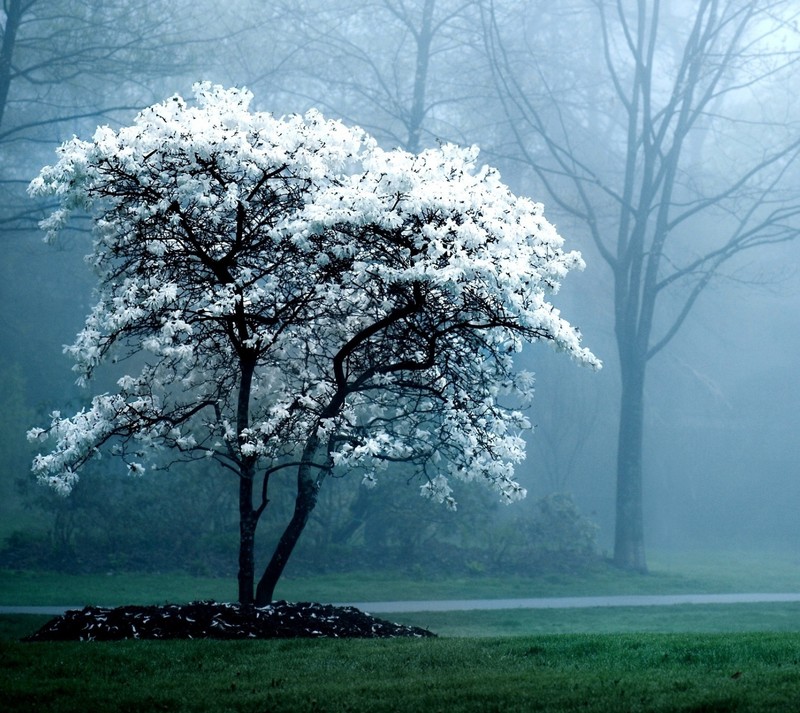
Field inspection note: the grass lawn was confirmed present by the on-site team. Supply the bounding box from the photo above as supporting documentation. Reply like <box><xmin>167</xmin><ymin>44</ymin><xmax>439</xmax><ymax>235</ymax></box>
<box><xmin>390</xmin><ymin>601</ymin><xmax>800</xmax><ymax>637</ymax></box>
<box><xmin>4</xmin><ymin>552</ymin><xmax>800</xmax><ymax>712</ymax></box>
<box><xmin>3</xmin><ymin>624</ymin><xmax>800</xmax><ymax>712</ymax></box>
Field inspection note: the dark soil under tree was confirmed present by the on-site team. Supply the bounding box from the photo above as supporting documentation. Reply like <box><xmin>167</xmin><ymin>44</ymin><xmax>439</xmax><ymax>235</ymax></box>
<box><xmin>23</xmin><ymin>601</ymin><xmax>436</xmax><ymax>641</ymax></box>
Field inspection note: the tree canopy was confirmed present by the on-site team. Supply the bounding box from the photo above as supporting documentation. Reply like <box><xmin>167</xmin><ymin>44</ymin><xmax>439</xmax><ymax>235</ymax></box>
<box><xmin>27</xmin><ymin>83</ymin><xmax>598</xmax><ymax>603</ymax></box>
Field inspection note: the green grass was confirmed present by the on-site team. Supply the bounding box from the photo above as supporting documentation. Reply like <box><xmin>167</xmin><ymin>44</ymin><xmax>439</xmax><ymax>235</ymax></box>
<box><xmin>0</xmin><ymin>615</ymin><xmax>51</xmax><ymax>641</ymax></box>
<box><xmin>0</xmin><ymin>570</ymin><xmax>239</xmax><ymax>607</ymax></box>
<box><xmin>3</xmin><ymin>629</ymin><xmax>800</xmax><ymax>712</ymax></box>
<box><xmin>388</xmin><ymin>602</ymin><xmax>800</xmax><ymax>637</ymax></box>
<box><xmin>5</xmin><ymin>550</ymin><xmax>800</xmax><ymax>713</ymax></box>
<box><xmin>0</xmin><ymin>567</ymin><xmax>660</xmax><ymax>607</ymax></box>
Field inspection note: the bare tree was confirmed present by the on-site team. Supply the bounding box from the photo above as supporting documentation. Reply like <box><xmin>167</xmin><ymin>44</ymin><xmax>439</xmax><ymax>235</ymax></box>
<box><xmin>0</xmin><ymin>0</ymin><xmax>217</xmax><ymax>231</ymax></box>
<box><xmin>486</xmin><ymin>0</ymin><xmax>800</xmax><ymax>570</ymax></box>
<box><xmin>240</xmin><ymin>0</ymin><xmax>486</xmax><ymax>152</ymax></box>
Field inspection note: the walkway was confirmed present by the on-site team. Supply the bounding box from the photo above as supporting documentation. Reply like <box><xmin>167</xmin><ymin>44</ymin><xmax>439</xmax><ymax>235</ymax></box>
<box><xmin>342</xmin><ymin>592</ymin><xmax>800</xmax><ymax>613</ymax></box>
<box><xmin>5</xmin><ymin>592</ymin><xmax>800</xmax><ymax>616</ymax></box>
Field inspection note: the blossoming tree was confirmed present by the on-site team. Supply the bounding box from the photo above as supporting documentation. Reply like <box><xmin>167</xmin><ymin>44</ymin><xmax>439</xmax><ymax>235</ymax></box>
<box><xmin>28</xmin><ymin>83</ymin><xmax>599</xmax><ymax>605</ymax></box>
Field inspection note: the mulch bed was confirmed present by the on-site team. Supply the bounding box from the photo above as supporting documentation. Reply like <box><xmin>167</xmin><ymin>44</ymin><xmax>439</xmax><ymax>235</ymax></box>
<box><xmin>22</xmin><ymin>601</ymin><xmax>436</xmax><ymax>641</ymax></box>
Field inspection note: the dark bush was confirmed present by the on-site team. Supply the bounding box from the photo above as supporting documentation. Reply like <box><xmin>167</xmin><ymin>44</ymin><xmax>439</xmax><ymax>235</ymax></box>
<box><xmin>3</xmin><ymin>456</ymin><xmax>601</xmax><ymax>578</ymax></box>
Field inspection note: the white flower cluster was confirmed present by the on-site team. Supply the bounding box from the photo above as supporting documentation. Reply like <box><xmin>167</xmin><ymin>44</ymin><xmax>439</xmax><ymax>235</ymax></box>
<box><xmin>28</xmin><ymin>83</ymin><xmax>599</xmax><ymax>504</ymax></box>
<box><xmin>27</xmin><ymin>394</ymin><xmax>156</xmax><ymax>495</ymax></box>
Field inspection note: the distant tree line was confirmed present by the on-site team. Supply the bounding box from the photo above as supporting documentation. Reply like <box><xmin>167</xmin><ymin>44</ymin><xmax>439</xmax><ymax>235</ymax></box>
<box><xmin>2</xmin><ymin>464</ymin><xmax>600</xmax><ymax>578</ymax></box>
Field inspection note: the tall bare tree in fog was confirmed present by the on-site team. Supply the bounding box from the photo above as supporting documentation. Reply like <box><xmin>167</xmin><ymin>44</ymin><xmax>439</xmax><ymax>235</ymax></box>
<box><xmin>248</xmin><ymin>0</ymin><xmax>485</xmax><ymax>152</ymax></box>
<box><xmin>486</xmin><ymin>0</ymin><xmax>800</xmax><ymax>570</ymax></box>
<box><xmin>0</xmin><ymin>0</ymin><xmax>206</xmax><ymax>231</ymax></box>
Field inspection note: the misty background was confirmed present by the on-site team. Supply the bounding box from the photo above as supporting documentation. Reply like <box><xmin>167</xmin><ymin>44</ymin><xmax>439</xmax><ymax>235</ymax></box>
<box><xmin>2</xmin><ymin>0</ymin><xmax>799</xmax><ymax>578</ymax></box>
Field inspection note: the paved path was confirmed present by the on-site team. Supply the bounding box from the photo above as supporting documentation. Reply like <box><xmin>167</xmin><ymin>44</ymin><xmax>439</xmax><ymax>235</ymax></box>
<box><xmin>341</xmin><ymin>592</ymin><xmax>800</xmax><ymax>613</ymax></box>
<box><xmin>5</xmin><ymin>593</ymin><xmax>800</xmax><ymax>616</ymax></box>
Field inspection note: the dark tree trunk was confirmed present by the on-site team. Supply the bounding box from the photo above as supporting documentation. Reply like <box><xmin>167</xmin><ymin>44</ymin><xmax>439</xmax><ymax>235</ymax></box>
<box><xmin>0</xmin><ymin>0</ymin><xmax>23</xmax><ymax>128</ymax></box>
<box><xmin>237</xmin><ymin>471</ymin><xmax>257</xmax><ymax>606</ymax></box>
<box><xmin>613</xmin><ymin>350</ymin><xmax>648</xmax><ymax>572</ymax></box>
<box><xmin>235</xmin><ymin>354</ymin><xmax>258</xmax><ymax>605</ymax></box>
<box><xmin>254</xmin><ymin>437</ymin><xmax>323</xmax><ymax>606</ymax></box>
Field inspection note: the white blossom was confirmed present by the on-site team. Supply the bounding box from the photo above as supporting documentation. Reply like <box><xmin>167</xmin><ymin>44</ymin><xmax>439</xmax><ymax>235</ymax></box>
<box><xmin>28</xmin><ymin>83</ymin><xmax>599</xmax><ymax>514</ymax></box>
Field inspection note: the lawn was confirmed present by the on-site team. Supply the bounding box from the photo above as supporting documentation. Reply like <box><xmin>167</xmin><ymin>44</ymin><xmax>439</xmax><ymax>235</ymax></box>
<box><xmin>3</xmin><ymin>626</ymin><xmax>800</xmax><ymax>712</ymax></box>
<box><xmin>4</xmin><ymin>552</ymin><xmax>800</xmax><ymax>711</ymax></box>
<box><xmin>391</xmin><ymin>601</ymin><xmax>800</xmax><ymax>637</ymax></box>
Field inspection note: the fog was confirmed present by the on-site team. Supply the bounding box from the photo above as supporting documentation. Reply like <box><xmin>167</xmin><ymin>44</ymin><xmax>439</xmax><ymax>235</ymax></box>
<box><xmin>2</xmin><ymin>0</ymin><xmax>800</xmax><ymax>592</ymax></box>
<box><xmin>532</xmin><ymin>245</ymin><xmax>800</xmax><ymax>555</ymax></box>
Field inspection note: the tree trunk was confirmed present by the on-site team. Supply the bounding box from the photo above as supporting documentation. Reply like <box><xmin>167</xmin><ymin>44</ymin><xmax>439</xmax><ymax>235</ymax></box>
<box><xmin>0</xmin><ymin>0</ymin><xmax>22</xmax><ymax>128</ymax></box>
<box><xmin>235</xmin><ymin>353</ymin><xmax>258</xmax><ymax>605</ymax></box>
<box><xmin>405</xmin><ymin>0</ymin><xmax>435</xmax><ymax>153</ymax></box>
<box><xmin>237</xmin><ymin>472</ymin><xmax>257</xmax><ymax>605</ymax></box>
<box><xmin>613</xmin><ymin>352</ymin><xmax>648</xmax><ymax>572</ymax></box>
<box><xmin>254</xmin><ymin>437</ymin><xmax>324</xmax><ymax>606</ymax></box>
